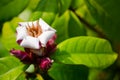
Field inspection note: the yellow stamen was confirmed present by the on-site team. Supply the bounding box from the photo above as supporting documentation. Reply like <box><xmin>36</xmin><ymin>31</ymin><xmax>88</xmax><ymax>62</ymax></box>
<box><xmin>26</xmin><ymin>21</ymin><xmax>42</xmax><ymax>38</ymax></box>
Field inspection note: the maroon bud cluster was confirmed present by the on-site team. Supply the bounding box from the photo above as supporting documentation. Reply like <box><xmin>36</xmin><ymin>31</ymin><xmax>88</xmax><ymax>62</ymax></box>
<box><xmin>10</xmin><ymin>34</ymin><xmax>57</xmax><ymax>71</ymax></box>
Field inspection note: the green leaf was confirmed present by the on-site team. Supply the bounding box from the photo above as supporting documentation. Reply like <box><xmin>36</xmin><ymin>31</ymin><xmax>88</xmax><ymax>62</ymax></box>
<box><xmin>17</xmin><ymin>73</ymin><xmax>26</xmax><ymax>80</ymax></box>
<box><xmin>53</xmin><ymin>36</ymin><xmax>117</xmax><ymax>68</ymax></box>
<box><xmin>18</xmin><ymin>8</ymin><xmax>32</xmax><ymax>21</ymax></box>
<box><xmin>52</xmin><ymin>11</ymin><xmax>86</xmax><ymax>43</ymax></box>
<box><xmin>84</xmin><ymin>0</ymin><xmax>120</xmax><ymax>42</ymax></box>
<box><xmin>0</xmin><ymin>0</ymin><xmax>11</xmax><ymax>7</ymax></box>
<box><xmin>70</xmin><ymin>0</ymin><xmax>84</xmax><ymax>9</ymax></box>
<box><xmin>1</xmin><ymin>17</ymin><xmax>23</xmax><ymax>50</ymax></box>
<box><xmin>0</xmin><ymin>56</ymin><xmax>26</xmax><ymax>80</ymax></box>
<box><xmin>0</xmin><ymin>0</ymin><xmax>29</xmax><ymax>21</ymax></box>
<box><xmin>68</xmin><ymin>11</ymin><xmax>86</xmax><ymax>37</ymax></box>
<box><xmin>0</xmin><ymin>56</ymin><xmax>22</xmax><ymax>75</ymax></box>
<box><xmin>58</xmin><ymin>0</ymin><xmax>72</xmax><ymax>15</ymax></box>
<box><xmin>0</xmin><ymin>41</ymin><xmax>9</xmax><ymax>57</ymax></box>
<box><xmin>0</xmin><ymin>36</ymin><xmax>9</xmax><ymax>57</ymax></box>
<box><xmin>52</xmin><ymin>11</ymin><xmax>69</xmax><ymax>43</ymax></box>
<box><xmin>18</xmin><ymin>0</ymin><xmax>40</xmax><ymax>21</ymax></box>
<box><xmin>30</xmin><ymin>0</ymin><xmax>58</xmax><ymax>25</ymax></box>
<box><xmin>26</xmin><ymin>64</ymin><xmax>35</xmax><ymax>73</ymax></box>
<box><xmin>75</xmin><ymin>4</ymin><xmax>96</xmax><ymax>26</ymax></box>
<box><xmin>48</xmin><ymin>63</ymin><xmax>89</xmax><ymax>80</ymax></box>
<box><xmin>0</xmin><ymin>65</ymin><xmax>25</xmax><ymax>80</ymax></box>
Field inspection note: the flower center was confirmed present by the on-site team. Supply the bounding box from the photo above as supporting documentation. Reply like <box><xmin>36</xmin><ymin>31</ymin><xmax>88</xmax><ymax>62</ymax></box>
<box><xmin>26</xmin><ymin>21</ymin><xmax>42</xmax><ymax>38</ymax></box>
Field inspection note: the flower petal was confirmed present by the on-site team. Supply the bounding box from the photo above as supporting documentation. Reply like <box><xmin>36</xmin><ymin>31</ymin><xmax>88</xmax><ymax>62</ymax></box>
<box><xmin>38</xmin><ymin>31</ymin><xmax>55</xmax><ymax>47</ymax></box>
<box><xmin>30</xmin><ymin>49</ymin><xmax>43</xmax><ymax>56</ymax></box>
<box><xmin>39</xmin><ymin>18</ymin><xmax>56</xmax><ymax>32</ymax></box>
<box><xmin>20</xmin><ymin>36</ymin><xmax>40</xmax><ymax>49</ymax></box>
<box><xmin>19</xmin><ymin>22</ymin><xmax>28</xmax><ymax>27</ymax></box>
<box><xmin>16</xmin><ymin>26</ymin><xmax>28</xmax><ymax>41</ymax></box>
<box><xmin>19</xmin><ymin>21</ymin><xmax>35</xmax><ymax>28</ymax></box>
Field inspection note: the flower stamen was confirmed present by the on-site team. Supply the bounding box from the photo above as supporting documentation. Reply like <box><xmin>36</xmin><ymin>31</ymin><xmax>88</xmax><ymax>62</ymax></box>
<box><xmin>26</xmin><ymin>21</ymin><xmax>42</xmax><ymax>38</ymax></box>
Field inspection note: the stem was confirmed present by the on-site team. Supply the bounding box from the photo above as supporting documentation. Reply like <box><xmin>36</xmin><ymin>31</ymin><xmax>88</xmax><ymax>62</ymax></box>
<box><xmin>71</xmin><ymin>8</ymin><xmax>109</xmax><ymax>40</ymax></box>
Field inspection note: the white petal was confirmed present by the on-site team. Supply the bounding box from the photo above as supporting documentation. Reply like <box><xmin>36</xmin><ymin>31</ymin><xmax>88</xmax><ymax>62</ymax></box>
<box><xmin>39</xmin><ymin>18</ymin><xmax>56</xmax><ymax>32</ymax></box>
<box><xmin>19</xmin><ymin>20</ymin><xmax>40</xmax><ymax>28</ymax></box>
<box><xmin>20</xmin><ymin>36</ymin><xmax>40</xmax><ymax>49</ymax></box>
<box><xmin>16</xmin><ymin>26</ymin><xmax>28</xmax><ymax>41</ymax></box>
<box><xmin>19</xmin><ymin>22</ymin><xmax>28</xmax><ymax>27</ymax></box>
<box><xmin>38</xmin><ymin>31</ymin><xmax>55</xmax><ymax>47</ymax></box>
<box><xmin>19</xmin><ymin>21</ymin><xmax>35</xmax><ymax>28</ymax></box>
<box><xmin>30</xmin><ymin>49</ymin><xmax>43</xmax><ymax>56</ymax></box>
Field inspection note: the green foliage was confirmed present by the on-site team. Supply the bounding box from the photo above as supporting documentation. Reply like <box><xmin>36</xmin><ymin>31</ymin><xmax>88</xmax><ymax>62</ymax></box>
<box><xmin>0</xmin><ymin>56</ymin><xmax>26</xmax><ymax>80</ymax></box>
<box><xmin>68</xmin><ymin>11</ymin><xmax>86</xmax><ymax>37</ymax></box>
<box><xmin>58</xmin><ymin>0</ymin><xmax>72</xmax><ymax>15</ymax></box>
<box><xmin>49</xmin><ymin>63</ymin><xmax>89</xmax><ymax>80</ymax></box>
<box><xmin>52</xmin><ymin>11</ymin><xmax>86</xmax><ymax>43</ymax></box>
<box><xmin>75</xmin><ymin>0</ymin><xmax>96</xmax><ymax>26</ymax></box>
<box><xmin>53</xmin><ymin>37</ymin><xmax>117</xmax><ymax>68</ymax></box>
<box><xmin>0</xmin><ymin>65</ymin><xmax>25</xmax><ymax>80</ymax></box>
<box><xmin>0</xmin><ymin>40</ymin><xmax>9</xmax><ymax>57</ymax></box>
<box><xmin>1</xmin><ymin>17</ymin><xmax>23</xmax><ymax>50</ymax></box>
<box><xmin>84</xmin><ymin>0</ymin><xmax>120</xmax><ymax>42</ymax></box>
<box><xmin>30</xmin><ymin>0</ymin><xmax>58</xmax><ymax>25</ymax></box>
<box><xmin>0</xmin><ymin>56</ymin><xmax>22</xmax><ymax>75</ymax></box>
<box><xmin>70</xmin><ymin>0</ymin><xmax>83</xmax><ymax>9</ymax></box>
<box><xmin>0</xmin><ymin>0</ymin><xmax>29</xmax><ymax>22</ymax></box>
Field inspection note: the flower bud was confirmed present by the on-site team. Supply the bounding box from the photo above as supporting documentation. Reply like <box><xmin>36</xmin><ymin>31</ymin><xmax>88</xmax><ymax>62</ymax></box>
<box><xmin>10</xmin><ymin>49</ymin><xmax>32</xmax><ymax>64</ymax></box>
<box><xmin>39</xmin><ymin>57</ymin><xmax>53</xmax><ymax>71</ymax></box>
<box><xmin>46</xmin><ymin>34</ymin><xmax>57</xmax><ymax>56</ymax></box>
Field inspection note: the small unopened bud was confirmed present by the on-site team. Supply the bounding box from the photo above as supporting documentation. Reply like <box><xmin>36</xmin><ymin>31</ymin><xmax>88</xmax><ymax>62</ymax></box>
<box><xmin>46</xmin><ymin>34</ymin><xmax>57</xmax><ymax>56</ymax></box>
<box><xmin>10</xmin><ymin>49</ymin><xmax>32</xmax><ymax>64</ymax></box>
<box><xmin>39</xmin><ymin>57</ymin><xmax>53</xmax><ymax>71</ymax></box>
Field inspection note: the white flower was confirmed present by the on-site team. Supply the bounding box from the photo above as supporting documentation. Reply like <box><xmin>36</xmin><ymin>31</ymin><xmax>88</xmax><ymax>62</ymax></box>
<box><xmin>16</xmin><ymin>18</ymin><xmax>56</xmax><ymax>55</ymax></box>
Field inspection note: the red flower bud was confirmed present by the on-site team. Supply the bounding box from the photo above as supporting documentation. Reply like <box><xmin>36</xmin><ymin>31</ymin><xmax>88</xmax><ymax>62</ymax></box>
<box><xmin>46</xmin><ymin>34</ymin><xmax>57</xmax><ymax>56</ymax></box>
<box><xmin>39</xmin><ymin>57</ymin><xmax>53</xmax><ymax>71</ymax></box>
<box><xmin>10</xmin><ymin>49</ymin><xmax>32</xmax><ymax>64</ymax></box>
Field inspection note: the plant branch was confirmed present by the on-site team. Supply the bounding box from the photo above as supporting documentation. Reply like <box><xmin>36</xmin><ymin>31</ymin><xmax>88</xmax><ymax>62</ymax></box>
<box><xmin>71</xmin><ymin>9</ymin><xmax>109</xmax><ymax>40</ymax></box>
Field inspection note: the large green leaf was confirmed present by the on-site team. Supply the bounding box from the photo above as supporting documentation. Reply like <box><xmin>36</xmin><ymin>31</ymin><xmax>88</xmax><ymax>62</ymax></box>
<box><xmin>0</xmin><ymin>56</ymin><xmax>22</xmax><ymax>75</ymax></box>
<box><xmin>0</xmin><ymin>56</ymin><xmax>26</xmax><ymax>80</ymax></box>
<box><xmin>30</xmin><ymin>0</ymin><xmax>58</xmax><ymax>25</ymax></box>
<box><xmin>48</xmin><ymin>63</ymin><xmax>89</xmax><ymax>80</ymax></box>
<box><xmin>53</xmin><ymin>36</ymin><xmax>117</xmax><ymax>68</ymax></box>
<box><xmin>84</xmin><ymin>0</ymin><xmax>120</xmax><ymax>42</ymax></box>
<box><xmin>52</xmin><ymin>11</ymin><xmax>86</xmax><ymax>43</ymax></box>
<box><xmin>1</xmin><ymin>17</ymin><xmax>23</xmax><ymax>50</ymax></box>
<box><xmin>58</xmin><ymin>0</ymin><xmax>72</xmax><ymax>15</ymax></box>
<box><xmin>0</xmin><ymin>0</ymin><xmax>29</xmax><ymax>21</ymax></box>
<box><xmin>0</xmin><ymin>65</ymin><xmax>25</xmax><ymax>80</ymax></box>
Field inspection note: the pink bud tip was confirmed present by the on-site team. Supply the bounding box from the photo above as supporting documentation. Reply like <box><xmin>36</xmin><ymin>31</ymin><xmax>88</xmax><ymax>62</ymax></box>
<box><xmin>39</xmin><ymin>57</ymin><xmax>53</xmax><ymax>71</ymax></box>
